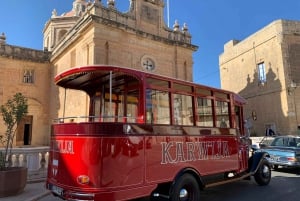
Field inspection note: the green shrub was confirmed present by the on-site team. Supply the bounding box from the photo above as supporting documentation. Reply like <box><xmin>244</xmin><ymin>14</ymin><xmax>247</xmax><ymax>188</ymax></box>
<box><xmin>0</xmin><ymin>93</ymin><xmax>28</xmax><ymax>170</ymax></box>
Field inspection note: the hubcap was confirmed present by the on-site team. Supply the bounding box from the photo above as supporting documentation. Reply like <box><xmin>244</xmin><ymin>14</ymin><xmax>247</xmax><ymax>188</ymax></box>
<box><xmin>262</xmin><ymin>165</ymin><xmax>270</xmax><ymax>177</ymax></box>
<box><xmin>179</xmin><ymin>189</ymin><xmax>188</xmax><ymax>201</ymax></box>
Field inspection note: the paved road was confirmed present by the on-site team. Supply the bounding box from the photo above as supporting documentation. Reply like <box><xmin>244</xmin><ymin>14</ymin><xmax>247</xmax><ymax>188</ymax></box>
<box><xmin>196</xmin><ymin>168</ymin><xmax>300</xmax><ymax>201</ymax></box>
<box><xmin>41</xmin><ymin>168</ymin><xmax>300</xmax><ymax>201</ymax></box>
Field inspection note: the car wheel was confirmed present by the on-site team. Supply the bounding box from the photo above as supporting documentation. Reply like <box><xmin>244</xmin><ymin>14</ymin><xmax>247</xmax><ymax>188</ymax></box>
<box><xmin>254</xmin><ymin>159</ymin><xmax>271</xmax><ymax>185</ymax></box>
<box><xmin>169</xmin><ymin>174</ymin><xmax>200</xmax><ymax>201</ymax></box>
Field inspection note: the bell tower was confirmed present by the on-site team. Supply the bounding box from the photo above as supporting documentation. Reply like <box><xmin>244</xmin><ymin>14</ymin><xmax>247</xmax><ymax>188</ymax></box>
<box><xmin>43</xmin><ymin>0</ymin><xmax>88</xmax><ymax>51</ymax></box>
<box><xmin>133</xmin><ymin>0</ymin><xmax>166</xmax><ymax>35</ymax></box>
<box><xmin>72</xmin><ymin>0</ymin><xmax>88</xmax><ymax>16</ymax></box>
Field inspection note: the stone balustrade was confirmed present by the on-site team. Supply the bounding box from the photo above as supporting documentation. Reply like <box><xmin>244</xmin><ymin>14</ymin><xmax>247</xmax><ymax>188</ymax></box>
<box><xmin>0</xmin><ymin>146</ymin><xmax>49</xmax><ymax>182</ymax></box>
<box><xmin>0</xmin><ymin>43</ymin><xmax>50</xmax><ymax>62</ymax></box>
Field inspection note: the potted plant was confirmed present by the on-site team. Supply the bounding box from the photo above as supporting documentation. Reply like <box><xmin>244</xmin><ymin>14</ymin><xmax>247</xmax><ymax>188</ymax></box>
<box><xmin>0</xmin><ymin>93</ymin><xmax>28</xmax><ymax>197</ymax></box>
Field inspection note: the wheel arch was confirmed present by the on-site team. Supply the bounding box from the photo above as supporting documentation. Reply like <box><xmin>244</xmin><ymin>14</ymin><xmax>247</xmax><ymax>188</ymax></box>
<box><xmin>150</xmin><ymin>168</ymin><xmax>204</xmax><ymax>201</ymax></box>
<box><xmin>171</xmin><ymin>167</ymin><xmax>204</xmax><ymax>190</ymax></box>
<box><xmin>249</xmin><ymin>151</ymin><xmax>270</xmax><ymax>174</ymax></box>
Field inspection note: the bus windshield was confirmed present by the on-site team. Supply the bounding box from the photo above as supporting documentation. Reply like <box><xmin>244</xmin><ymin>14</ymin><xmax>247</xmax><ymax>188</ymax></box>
<box><xmin>90</xmin><ymin>75</ymin><xmax>140</xmax><ymax>123</ymax></box>
<box><xmin>55</xmin><ymin>67</ymin><xmax>142</xmax><ymax>123</ymax></box>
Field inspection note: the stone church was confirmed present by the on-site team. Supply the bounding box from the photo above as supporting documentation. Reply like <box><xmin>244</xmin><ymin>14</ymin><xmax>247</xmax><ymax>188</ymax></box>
<box><xmin>0</xmin><ymin>0</ymin><xmax>198</xmax><ymax>146</ymax></box>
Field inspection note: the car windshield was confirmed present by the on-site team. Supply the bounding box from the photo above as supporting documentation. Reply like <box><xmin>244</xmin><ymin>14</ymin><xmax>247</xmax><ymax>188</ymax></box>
<box><xmin>270</xmin><ymin>137</ymin><xmax>300</xmax><ymax>147</ymax></box>
<box><xmin>259</xmin><ymin>136</ymin><xmax>275</xmax><ymax>147</ymax></box>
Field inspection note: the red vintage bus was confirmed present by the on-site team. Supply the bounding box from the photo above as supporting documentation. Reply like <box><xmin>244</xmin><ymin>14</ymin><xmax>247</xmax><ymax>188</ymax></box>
<box><xmin>46</xmin><ymin>65</ymin><xmax>271</xmax><ymax>201</ymax></box>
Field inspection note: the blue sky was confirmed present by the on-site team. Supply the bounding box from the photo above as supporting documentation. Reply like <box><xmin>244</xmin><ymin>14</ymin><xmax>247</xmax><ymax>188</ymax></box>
<box><xmin>1</xmin><ymin>0</ymin><xmax>300</xmax><ymax>88</ymax></box>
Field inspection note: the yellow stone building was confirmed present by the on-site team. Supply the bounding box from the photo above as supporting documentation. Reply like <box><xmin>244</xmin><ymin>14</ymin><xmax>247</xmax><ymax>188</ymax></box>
<box><xmin>0</xmin><ymin>0</ymin><xmax>197</xmax><ymax>146</ymax></box>
<box><xmin>0</xmin><ymin>34</ymin><xmax>51</xmax><ymax>146</ymax></box>
<box><xmin>220</xmin><ymin>19</ymin><xmax>300</xmax><ymax>136</ymax></box>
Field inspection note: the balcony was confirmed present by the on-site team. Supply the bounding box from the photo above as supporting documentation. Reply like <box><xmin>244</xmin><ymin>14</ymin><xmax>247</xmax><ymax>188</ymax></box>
<box><xmin>0</xmin><ymin>146</ymin><xmax>49</xmax><ymax>182</ymax></box>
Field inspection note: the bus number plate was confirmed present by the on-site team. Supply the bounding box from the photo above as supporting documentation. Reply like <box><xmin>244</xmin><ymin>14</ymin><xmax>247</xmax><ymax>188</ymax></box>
<box><xmin>50</xmin><ymin>184</ymin><xmax>63</xmax><ymax>196</ymax></box>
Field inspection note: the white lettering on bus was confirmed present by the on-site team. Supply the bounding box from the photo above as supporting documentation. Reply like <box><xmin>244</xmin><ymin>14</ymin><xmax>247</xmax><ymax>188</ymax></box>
<box><xmin>53</xmin><ymin>140</ymin><xmax>74</xmax><ymax>154</ymax></box>
<box><xmin>186</xmin><ymin>142</ymin><xmax>196</xmax><ymax>161</ymax></box>
<box><xmin>161</xmin><ymin>142</ymin><xmax>174</xmax><ymax>164</ymax></box>
<box><xmin>161</xmin><ymin>141</ymin><xmax>230</xmax><ymax>164</ymax></box>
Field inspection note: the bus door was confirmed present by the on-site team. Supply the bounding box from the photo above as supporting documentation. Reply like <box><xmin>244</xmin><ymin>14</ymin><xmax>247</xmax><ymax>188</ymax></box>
<box><xmin>235</xmin><ymin>105</ymin><xmax>248</xmax><ymax>172</ymax></box>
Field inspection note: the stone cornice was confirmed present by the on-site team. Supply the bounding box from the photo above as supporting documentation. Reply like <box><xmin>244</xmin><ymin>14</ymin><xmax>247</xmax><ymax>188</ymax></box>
<box><xmin>91</xmin><ymin>14</ymin><xmax>198</xmax><ymax>51</ymax></box>
<box><xmin>51</xmin><ymin>12</ymin><xmax>198</xmax><ymax>61</ymax></box>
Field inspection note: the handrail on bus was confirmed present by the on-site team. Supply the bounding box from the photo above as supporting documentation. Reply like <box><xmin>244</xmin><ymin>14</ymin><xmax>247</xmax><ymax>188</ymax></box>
<box><xmin>53</xmin><ymin>115</ymin><xmax>143</xmax><ymax>123</ymax></box>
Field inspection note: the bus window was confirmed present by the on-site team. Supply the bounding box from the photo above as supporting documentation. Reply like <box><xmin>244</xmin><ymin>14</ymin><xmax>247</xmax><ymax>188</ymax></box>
<box><xmin>195</xmin><ymin>87</ymin><xmax>211</xmax><ymax>96</ymax></box>
<box><xmin>216</xmin><ymin>100</ymin><xmax>230</xmax><ymax>128</ymax></box>
<box><xmin>115</xmin><ymin>93</ymin><xmax>124</xmax><ymax>122</ymax></box>
<box><xmin>146</xmin><ymin>78</ymin><xmax>169</xmax><ymax>89</ymax></box>
<box><xmin>102</xmin><ymin>89</ymin><xmax>139</xmax><ymax>123</ymax></box>
<box><xmin>126</xmin><ymin>90</ymin><xmax>139</xmax><ymax>123</ymax></box>
<box><xmin>93</xmin><ymin>95</ymin><xmax>101</xmax><ymax>121</ymax></box>
<box><xmin>90</xmin><ymin>91</ymin><xmax>110</xmax><ymax>122</ymax></box>
<box><xmin>235</xmin><ymin>105</ymin><xmax>244</xmax><ymax>134</ymax></box>
<box><xmin>173</xmin><ymin>94</ymin><xmax>193</xmax><ymax>125</ymax></box>
<box><xmin>173</xmin><ymin>83</ymin><xmax>192</xmax><ymax>93</ymax></box>
<box><xmin>103</xmin><ymin>93</ymin><xmax>120</xmax><ymax>122</ymax></box>
<box><xmin>196</xmin><ymin>97</ymin><xmax>213</xmax><ymax>127</ymax></box>
<box><xmin>91</xmin><ymin>77</ymin><xmax>140</xmax><ymax>122</ymax></box>
<box><xmin>215</xmin><ymin>92</ymin><xmax>228</xmax><ymax>100</ymax></box>
<box><xmin>146</xmin><ymin>89</ymin><xmax>170</xmax><ymax>124</ymax></box>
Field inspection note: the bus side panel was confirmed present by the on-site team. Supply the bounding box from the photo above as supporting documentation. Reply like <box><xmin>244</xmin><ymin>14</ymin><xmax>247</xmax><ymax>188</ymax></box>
<box><xmin>145</xmin><ymin>134</ymin><xmax>239</xmax><ymax>183</ymax></box>
<box><xmin>47</xmin><ymin>127</ymin><xmax>145</xmax><ymax>191</ymax></box>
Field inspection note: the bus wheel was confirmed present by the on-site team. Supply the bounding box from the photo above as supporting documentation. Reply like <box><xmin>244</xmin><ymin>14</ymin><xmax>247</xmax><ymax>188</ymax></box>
<box><xmin>254</xmin><ymin>159</ymin><xmax>271</xmax><ymax>186</ymax></box>
<box><xmin>169</xmin><ymin>174</ymin><xmax>200</xmax><ymax>201</ymax></box>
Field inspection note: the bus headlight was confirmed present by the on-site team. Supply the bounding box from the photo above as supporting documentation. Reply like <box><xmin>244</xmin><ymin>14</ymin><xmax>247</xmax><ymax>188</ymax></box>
<box><xmin>77</xmin><ymin>175</ymin><xmax>90</xmax><ymax>185</ymax></box>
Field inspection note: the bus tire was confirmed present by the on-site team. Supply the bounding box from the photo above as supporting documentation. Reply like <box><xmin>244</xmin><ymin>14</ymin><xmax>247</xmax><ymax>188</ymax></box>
<box><xmin>254</xmin><ymin>159</ymin><xmax>271</xmax><ymax>186</ymax></box>
<box><xmin>169</xmin><ymin>173</ymin><xmax>200</xmax><ymax>201</ymax></box>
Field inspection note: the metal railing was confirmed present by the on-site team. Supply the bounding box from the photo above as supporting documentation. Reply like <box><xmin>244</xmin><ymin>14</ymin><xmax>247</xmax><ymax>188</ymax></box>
<box><xmin>53</xmin><ymin>115</ymin><xmax>143</xmax><ymax>123</ymax></box>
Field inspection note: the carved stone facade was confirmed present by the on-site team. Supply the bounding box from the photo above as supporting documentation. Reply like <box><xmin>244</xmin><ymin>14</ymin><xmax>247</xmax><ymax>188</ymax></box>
<box><xmin>0</xmin><ymin>0</ymin><xmax>197</xmax><ymax>146</ymax></box>
<box><xmin>45</xmin><ymin>0</ymin><xmax>196</xmax><ymax>79</ymax></box>
<box><xmin>220</xmin><ymin>19</ymin><xmax>300</xmax><ymax>136</ymax></box>
<box><xmin>46</xmin><ymin>0</ymin><xmax>197</xmax><ymax>122</ymax></box>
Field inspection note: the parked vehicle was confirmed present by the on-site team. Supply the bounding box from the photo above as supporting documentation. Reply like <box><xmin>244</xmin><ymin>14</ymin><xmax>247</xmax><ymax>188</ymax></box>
<box><xmin>46</xmin><ymin>65</ymin><xmax>271</xmax><ymax>201</ymax></box>
<box><xmin>250</xmin><ymin>136</ymin><xmax>275</xmax><ymax>152</ymax></box>
<box><xmin>259</xmin><ymin>136</ymin><xmax>276</xmax><ymax>148</ymax></box>
<box><xmin>259</xmin><ymin>136</ymin><xmax>300</xmax><ymax>170</ymax></box>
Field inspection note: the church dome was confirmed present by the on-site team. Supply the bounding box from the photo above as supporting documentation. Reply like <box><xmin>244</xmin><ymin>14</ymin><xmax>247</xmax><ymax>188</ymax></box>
<box><xmin>62</xmin><ymin>0</ymin><xmax>88</xmax><ymax>17</ymax></box>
